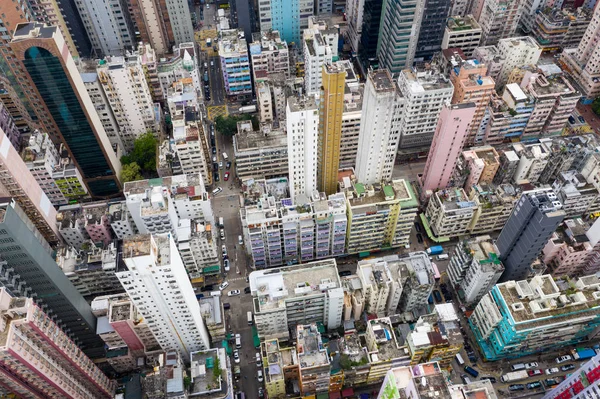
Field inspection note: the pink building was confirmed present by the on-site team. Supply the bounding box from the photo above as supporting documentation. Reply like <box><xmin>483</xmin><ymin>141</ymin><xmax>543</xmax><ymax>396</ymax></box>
<box><xmin>542</xmin><ymin>219</ymin><xmax>600</xmax><ymax>276</ymax></box>
<box><xmin>83</xmin><ymin>202</ymin><xmax>113</xmax><ymax>246</ymax></box>
<box><xmin>0</xmin><ymin>126</ymin><xmax>60</xmax><ymax>245</ymax></box>
<box><xmin>420</xmin><ymin>103</ymin><xmax>477</xmax><ymax>198</ymax></box>
<box><xmin>0</xmin><ymin>288</ymin><xmax>116</xmax><ymax>399</ymax></box>
<box><xmin>462</xmin><ymin>146</ymin><xmax>500</xmax><ymax>189</ymax></box>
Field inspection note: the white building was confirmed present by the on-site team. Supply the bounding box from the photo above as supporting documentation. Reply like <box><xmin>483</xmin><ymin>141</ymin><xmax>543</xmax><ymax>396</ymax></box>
<box><xmin>355</xmin><ymin>69</ymin><xmax>401</xmax><ymax>185</ymax></box>
<box><xmin>441</xmin><ymin>15</ymin><xmax>482</xmax><ymax>57</ymax></box>
<box><xmin>249</xmin><ymin>31</ymin><xmax>290</xmax><ymax>81</ymax></box>
<box><xmin>74</xmin><ymin>0</ymin><xmax>135</xmax><ymax>57</ymax></box>
<box><xmin>118</xmin><ymin>234</ymin><xmax>210</xmax><ymax>359</ymax></box>
<box><xmin>108</xmin><ymin>201</ymin><xmax>137</xmax><ymax>239</ymax></box>
<box><xmin>447</xmin><ymin>235</ymin><xmax>504</xmax><ymax>305</ymax></box>
<box><xmin>339</xmin><ymin>80</ymin><xmax>363</xmax><ymax>170</ymax></box>
<box><xmin>249</xmin><ymin>259</ymin><xmax>344</xmax><ymax>341</ymax></box>
<box><xmin>512</xmin><ymin>142</ymin><xmax>550</xmax><ymax>183</ymax></box>
<box><xmin>479</xmin><ymin>37</ymin><xmax>542</xmax><ymax>89</ymax></box>
<box><xmin>97</xmin><ymin>55</ymin><xmax>158</xmax><ymax>150</ymax></box>
<box><xmin>357</xmin><ymin>257</ymin><xmax>403</xmax><ymax>317</ymax></box>
<box><xmin>175</xmin><ymin>219</ymin><xmax>219</xmax><ymax>279</ymax></box>
<box><xmin>396</xmin><ymin>67</ymin><xmax>454</xmax><ymax>155</ymax></box>
<box><xmin>157</xmin><ymin>43</ymin><xmax>202</xmax><ymax>100</ymax></box>
<box><xmin>287</xmin><ymin>96</ymin><xmax>319</xmax><ymax>200</ymax></box>
<box><xmin>477</xmin><ymin>0</ymin><xmax>523</xmax><ymax>46</ymax></box>
<box><xmin>346</xmin><ymin>0</ymin><xmax>365</xmax><ymax>53</ymax></box>
<box><xmin>233</xmin><ymin>121</ymin><xmax>288</xmax><ymax>181</ymax></box>
<box><xmin>303</xmin><ymin>30</ymin><xmax>334</xmax><ymax>96</ymax></box>
<box><xmin>171</xmin><ymin>108</ymin><xmax>212</xmax><ymax>186</ymax></box>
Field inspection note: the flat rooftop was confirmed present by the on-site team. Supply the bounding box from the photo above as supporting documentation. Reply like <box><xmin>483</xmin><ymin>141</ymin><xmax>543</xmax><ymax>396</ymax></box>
<box><xmin>13</xmin><ymin>22</ymin><xmax>56</xmax><ymax>39</ymax></box>
<box><xmin>368</xmin><ymin>318</ymin><xmax>406</xmax><ymax>361</ymax></box>
<box><xmin>250</xmin><ymin>259</ymin><xmax>340</xmax><ymax>312</ymax></box>
<box><xmin>369</xmin><ymin>69</ymin><xmax>396</xmax><ymax>92</ymax></box>
<box><xmin>234</xmin><ymin>128</ymin><xmax>287</xmax><ymax>152</ymax></box>
<box><xmin>122</xmin><ymin>234</ymin><xmax>170</xmax><ymax>265</ymax></box>
<box><xmin>401</xmin><ymin>68</ymin><xmax>453</xmax><ymax>92</ymax></box>
<box><xmin>436</xmin><ymin>188</ymin><xmax>477</xmax><ymax>211</ymax></box>
<box><xmin>447</xmin><ymin>15</ymin><xmax>481</xmax><ymax>31</ymax></box>
<box><xmin>288</xmin><ymin>96</ymin><xmax>318</xmax><ymax>113</ymax></box>
<box><xmin>297</xmin><ymin>324</ymin><xmax>329</xmax><ymax>369</ymax></box>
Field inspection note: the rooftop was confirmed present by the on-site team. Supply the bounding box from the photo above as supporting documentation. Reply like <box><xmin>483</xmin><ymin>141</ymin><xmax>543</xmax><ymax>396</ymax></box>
<box><xmin>412</xmin><ymin>363</ymin><xmax>451</xmax><ymax>398</ymax></box>
<box><xmin>219</xmin><ymin>29</ymin><xmax>248</xmax><ymax>56</ymax></box>
<box><xmin>122</xmin><ymin>234</ymin><xmax>171</xmax><ymax>266</ymax></box>
<box><xmin>288</xmin><ymin>96</ymin><xmax>318</xmax><ymax>113</ymax></box>
<box><xmin>527</xmin><ymin>73</ymin><xmax>577</xmax><ymax>97</ymax></box>
<box><xmin>234</xmin><ymin>126</ymin><xmax>287</xmax><ymax>152</ymax></box>
<box><xmin>368</xmin><ymin>318</ymin><xmax>407</xmax><ymax>361</ymax></box>
<box><xmin>250</xmin><ymin>259</ymin><xmax>340</xmax><ymax>312</ymax></box>
<box><xmin>435</xmin><ymin>188</ymin><xmax>477</xmax><ymax>211</ymax></box>
<box><xmin>447</xmin><ymin>15</ymin><xmax>481</xmax><ymax>31</ymax></box>
<box><xmin>449</xmin><ymin>379</ymin><xmax>498</xmax><ymax>399</ymax></box>
<box><xmin>13</xmin><ymin>22</ymin><xmax>57</xmax><ymax>39</ymax></box>
<box><xmin>297</xmin><ymin>324</ymin><xmax>329</xmax><ymax>369</ymax></box>
<box><xmin>400</xmin><ymin>68</ymin><xmax>453</xmax><ymax>93</ymax></box>
<box><xmin>190</xmin><ymin>348</ymin><xmax>228</xmax><ymax>396</ymax></box>
<box><xmin>369</xmin><ymin>69</ymin><xmax>396</xmax><ymax>93</ymax></box>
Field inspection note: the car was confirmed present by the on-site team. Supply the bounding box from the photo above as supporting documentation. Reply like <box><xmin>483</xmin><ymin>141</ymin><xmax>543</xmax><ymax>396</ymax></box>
<box><xmin>212</xmin><ymin>187</ymin><xmax>222</xmax><ymax>195</ymax></box>
<box><xmin>561</xmin><ymin>364</ymin><xmax>575</xmax><ymax>372</ymax></box>
<box><xmin>235</xmin><ymin>333</ymin><xmax>241</xmax><ymax>348</ymax></box>
<box><xmin>244</xmin><ymin>287</ymin><xmax>251</xmax><ymax>294</ymax></box>
<box><xmin>528</xmin><ymin>369</ymin><xmax>543</xmax><ymax>376</ymax></box>
<box><xmin>205</xmin><ymin>93</ymin><xmax>210</xmax><ymax>101</ymax></box>
<box><xmin>579</xmin><ymin>115</ymin><xmax>586</xmax><ymax>123</ymax></box>
<box><xmin>556</xmin><ymin>355</ymin><xmax>573</xmax><ymax>364</ymax></box>
<box><xmin>527</xmin><ymin>381</ymin><xmax>542</xmax><ymax>389</ymax></box>
<box><xmin>258</xmin><ymin>388</ymin><xmax>265</xmax><ymax>399</ymax></box>
<box><xmin>224</xmin><ymin>259</ymin><xmax>230</xmax><ymax>271</ymax></box>
<box><xmin>256</xmin><ymin>352</ymin><xmax>262</xmax><ymax>366</ymax></box>
<box><xmin>213</xmin><ymin>173</ymin><xmax>219</xmax><ymax>182</ymax></box>
<box><xmin>257</xmin><ymin>370</ymin><xmax>263</xmax><ymax>382</ymax></box>
<box><xmin>212</xmin><ymin>147</ymin><xmax>217</xmax><ymax>154</ymax></box>
<box><xmin>210</xmin><ymin>60</ymin><xmax>214</xmax><ymax>66</ymax></box>
<box><xmin>206</xmin><ymin>3</ymin><xmax>210</xmax><ymax>7</ymax></box>
<box><xmin>569</xmin><ymin>115</ymin><xmax>576</xmax><ymax>124</ymax></box>
<box><xmin>212</xmin><ymin>155</ymin><xmax>217</xmax><ymax>162</ymax></box>
<box><xmin>480</xmin><ymin>376</ymin><xmax>496</xmax><ymax>383</ymax></box>
<box><xmin>222</xmin><ymin>245</ymin><xmax>227</xmax><ymax>254</ymax></box>
<box><xmin>204</xmin><ymin>62</ymin><xmax>208</xmax><ymax>69</ymax></box>
<box><xmin>525</xmin><ymin>362</ymin><xmax>539</xmax><ymax>369</ymax></box>
<box><xmin>228</xmin><ymin>290</ymin><xmax>241</xmax><ymax>297</ymax></box>
<box><xmin>219</xmin><ymin>281</ymin><xmax>229</xmax><ymax>290</ymax></box>
<box><xmin>546</xmin><ymin>367</ymin><xmax>559</xmax><ymax>375</ymax></box>
<box><xmin>416</xmin><ymin>233</ymin><xmax>424</xmax><ymax>244</ymax></box>
<box><xmin>226</xmin><ymin>161</ymin><xmax>232</xmax><ymax>169</ymax></box>
<box><xmin>433</xmin><ymin>290</ymin><xmax>442</xmax><ymax>302</ymax></box>
<box><xmin>508</xmin><ymin>384</ymin><xmax>525</xmax><ymax>392</ymax></box>
<box><xmin>233</xmin><ymin>350</ymin><xmax>240</xmax><ymax>364</ymax></box>
<box><xmin>414</xmin><ymin>222</ymin><xmax>422</xmax><ymax>233</ymax></box>
<box><xmin>219</xmin><ymin>161</ymin><xmax>223</xmax><ymax>169</ymax></box>
<box><xmin>201</xmin><ymin>284</ymin><xmax>214</xmax><ymax>292</ymax></box>
<box><xmin>213</xmin><ymin>162</ymin><xmax>219</xmax><ymax>172</ymax></box>
<box><xmin>220</xmin><ymin>229</ymin><xmax>225</xmax><ymax>240</ymax></box>
<box><xmin>545</xmin><ymin>378</ymin><xmax>559</xmax><ymax>387</ymax></box>
<box><xmin>339</xmin><ymin>270</ymin><xmax>352</xmax><ymax>277</ymax></box>
<box><xmin>224</xmin><ymin>172</ymin><xmax>230</xmax><ymax>181</ymax></box>
<box><xmin>223</xmin><ymin>302</ymin><xmax>230</xmax><ymax>310</ymax></box>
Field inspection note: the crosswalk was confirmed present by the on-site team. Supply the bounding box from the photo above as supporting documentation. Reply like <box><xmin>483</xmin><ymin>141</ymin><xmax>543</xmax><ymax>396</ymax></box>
<box><xmin>227</xmin><ymin>276</ymin><xmax>246</xmax><ymax>283</ymax></box>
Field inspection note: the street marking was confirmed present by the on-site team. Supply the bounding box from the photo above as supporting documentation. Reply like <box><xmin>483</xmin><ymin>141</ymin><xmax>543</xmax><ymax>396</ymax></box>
<box><xmin>207</xmin><ymin>105</ymin><xmax>228</xmax><ymax>120</ymax></box>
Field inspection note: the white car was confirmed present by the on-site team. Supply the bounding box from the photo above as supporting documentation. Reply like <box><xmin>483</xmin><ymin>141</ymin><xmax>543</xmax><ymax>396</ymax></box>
<box><xmin>212</xmin><ymin>187</ymin><xmax>222</xmax><ymax>195</ymax></box>
<box><xmin>224</xmin><ymin>259</ymin><xmax>230</xmax><ymax>272</ymax></box>
<box><xmin>257</xmin><ymin>370</ymin><xmax>263</xmax><ymax>382</ymax></box>
<box><xmin>222</xmin><ymin>245</ymin><xmax>227</xmax><ymax>254</ymax></box>
<box><xmin>228</xmin><ymin>289</ymin><xmax>240</xmax><ymax>297</ymax></box>
<box><xmin>233</xmin><ymin>350</ymin><xmax>240</xmax><ymax>364</ymax></box>
<box><xmin>545</xmin><ymin>367</ymin><xmax>559</xmax><ymax>375</ymax></box>
<box><xmin>525</xmin><ymin>362</ymin><xmax>539</xmax><ymax>369</ymax></box>
<box><xmin>256</xmin><ymin>352</ymin><xmax>262</xmax><ymax>366</ymax></box>
<box><xmin>219</xmin><ymin>281</ymin><xmax>229</xmax><ymax>291</ymax></box>
<box><xmin>556</xmin><ymin>355</ymin><xmax>573</xmax><ymax>364</ymax></box>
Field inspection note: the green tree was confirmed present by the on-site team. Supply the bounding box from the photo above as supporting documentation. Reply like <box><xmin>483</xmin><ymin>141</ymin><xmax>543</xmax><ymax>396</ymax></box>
<box><xmin>121</xmin><ymin>132</ymin><xmax>158</xmax><ymax>174</ymax></box>
<box><xmin>121</xmin><ymin>162</ymin><xmax>143</xmax><ymax>182</ymax></box>
<box><xmin>215</xmin><ymin>114</ymin><xmax>259</xmax><ymax>136</ymax></box>
<box><xmin>592</xmin><ymin>98</ymin><xmax>600</xmax><ymax>116</ymax></box>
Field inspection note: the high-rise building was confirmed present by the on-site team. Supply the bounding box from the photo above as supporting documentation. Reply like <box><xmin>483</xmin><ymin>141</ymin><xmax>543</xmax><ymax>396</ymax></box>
<box><xmin>447</xmin><ymin>235</ymin><xmax>504</xmax><ymax>305</ymax></box>
<box><xmin>477</xmin><ymin>0</ymin><xmax>523</xmax><ymax>46</ymax></box>
<box><xmin>0</xmin><ymin>76</ymin><xmax>34</xmax><ymax>137</ymax></box>
<box><xmin>355</xmin><ymin>69</ymin><xmax>401</xmax><ymax>185</ymax></box>
<box><xmin>496</xmin><ymin>189</ymin><xmax>565</xmax><ymax>282</ymax></box>
<box><xmin>542</xmin><ymin>353</ymin><xmax>600</xmax><ymax>399</ymax></box>
<box><xmin>396</xmin><ymin>67</ymin><xmax>454</xmax><ymax>156</ymax></box>
<box><xmin>0</xmin><ymin>199</ymin><xmax>106</xmax><ymax>358</ymax></box>
<box><xmin>356</xmin><ymin>257</ymin><xmax>403</xmax><ymax>317</ymax></box>
<box><xmin>425</xmin><ymin>188</ymin><xmax>479</xmax><ymax>238</ymax></box>
<box><xmin>249</xmin><ymin>31</ymin><xmax>291</xmax><ymax>82</ymax></box>
<box><xmin>11</xmin><ymin>23</ymin><xmax>122</xmax><ymax>197</ymax></box>
<box><xmin>318</xmin><ymin>62</ymin><xmax>346</xmax><ymax>195</ymax></box>
<box><xmin>0</xmin><ymin>127</ymin><xmax>61</xmax><ymax>244</ymax></box>
<box><xmin>118</xmin><ymin>234</ymin><xmax>211</xmax><ymax>359</ymax></box>
<box><xmin>0</xmin><ymin>288</ymin><xmax>116</xmax><ymax>398</ymax></box>
<box><xmin>377</xmin><ymin>0</ymin><xmax>425</xmax><ymax>73</ymax></box>
<box><xmin>287</xmin><ymin>96</ymin><xmax>319</xmax><ymax>200</ymax></box>
<box><xmin>414</xmin><ymin>0</ymin><xmax>452</xmax><ymax>61</ymax></box>
<box><xmin>420</xmin><ymin>103</ymin><xmax>476</xmax><ymax>195</ymax></box>
<box><xmin>347</xmin><ymin>0</ymin><xmax>367</xmax><ymax>53</ymax></box>
<box><xmin>233</xmin><ymin>121</ymin><xmax>288</xmax><ymax>181</ymax></box>
<box><xmin>74</xmin><ymin>0</ymin><xmax>136</xmax><ymax>57</ymax></box>
<box><xmin>296</xmin><ymin>324</ymin><xmax>331</xmax><ymax>395</ymax></box>
<box><xmin>303</xmin><ymin>20</ymin><xmax>338</xmax><ymax>96</ymax></box>
<box><xmin>441</xmin><ymin>15</ymin><xmax>482</xmax><ymax>57</ymax></box>
<box><xmin>129</xmin><ymin>0</ymin><xmax>173</xmax><ymax>55</ymax></box>
<box><xmin>249</xmin><ymin>260</ymin><xmax>344</xmax><ymax>341</ymax></box>
<box><xmin>358</xmin><ymin>0</ymin><xmax>384</xmax><ymax>70</ymax></box>
<box><xmin>450</xmin><ymin>59</ymin><xmax>495</xmax><ymax>146</ymax></box>
<box><xmin>97</xmin><ymin>55</ymin><xmax>159</xmax><ymax>150</ymax></box>
<box><xmin>339</xmin><ymin>70</ymin><xmax>364</xmax><ymax>170</ymax></box>
<box><xmin>482</xmin><ymin>85</ymin><xmax>535</xmax><ymax>145</ymax></box>
<box><xmin>561</xmin><ymin>2</ymin><xmax>600</xmax><ymax>101</ymax></box>
<box><xmin>470</xmin><ymin>274</ymin><xmax>600</xmax><ymax>361</ymax></box>
<box><xmin>257</xmin><ymin>0</ymin><xmax>314</xmax><ymax>45</ymax></box>
<box><xmin>0</xmin><ymin>101</ymin><xmax>21</xmax><ymax>151</ymax></box>
<box><xmin>531</xmin><ymin>7</ymin><xmax>592</xmax><ymax>52</ymax></box>
<box><xmin>219</xmin><ymin>29</ymin><xmax>252</xmax><ymax>100</ymax></box>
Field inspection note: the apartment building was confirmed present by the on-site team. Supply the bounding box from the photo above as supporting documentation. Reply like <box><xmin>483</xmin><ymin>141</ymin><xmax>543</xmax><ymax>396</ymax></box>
<box><xmin>364</xmin><ymin>318</ymin><xmax>411</xmax><ymax>384</ymax></box>
<box><xmin>477</xmin><ymin>0</ymin><xmax>523</xmax><ymax>46</ymax></box>
<box><xmin>357</xmin><ymin>258</ymin><xmax>403</xmax><ymax>317</ymax></box>
<box><xmin>234</xmin><ymin>121</ymin><xmax>288</xmax><ymax>181</ymax></box>
<box><xmin>249</xmin><ymin>31</ymin><xmax>290</xmax><ymax>82</ymax></box>
<box><xmin>396</xmin><ymin>67</ymin><xmax>454</xmax><ymax>155</ymax></box>
<box><xmin>532</xmin><ymin>7</ymin><xmax>592</xmax><ymax>51</ymax></box>
<box><xmin>493</xmin><ymin>150</ymin><xmax>521</xmax><ymax>184</ymax></box>
<box><xmin>257</xmin><ymin>0</ymin><xmax>314</xmax><ymax>45</ymax></box>
<box><xmin>0</xmin><ymin>100</ymin><xmax>21</xmax><ymax>150</ymax></box>
<box><xmin>339</xmin><ymin>76</ymin><xmax>363</xmax><ymax>170</ymax></box>
<box><xmin>512</xmin><ymin>142</ymin><xmax>551</xmax><ymax>183</ymax></box>
<box><xmin>0</xmin><ymin>288</ymin><xmax>116</xmax><ymax>398</ymax></box>
<box><xmin>425</xmin><ymin>188</ymin><xmax>478</xmax><ymax>238</ymax></box>
<box><xmin>448</xmin><ymin>235</ymin><xmax>504</xmax><ymax>305</ymax></box>
<box><xmin>467</xmin><ymin>184</ymin><xmax>519</xmax><ymax>235</ymax></box>
<box><xmin>219</xmin><ymin>29</ymin><xmax>252</xmax><ymax>99</ymax></box>
<box><xmin>345</xmin><ymin>179</ymin><xmax>419</xmax><ymax>253</ymax></box>
<box><xmin>118</xmin><ymin>234</ymin><xmax>210</xmax><ymax>359</ymax></box>
<box><xmin>249</xmin><ymin>260</ymin><xmax>344</xmax><ymax>341</ymax></box>
<box><xmin>297</xmin><ymin>324</ymin><xmax>331</xmax><ymax>395</ymax></box>
<box><xmin>303</xmin><ymin>22</ymin><xmax>337</xmax><ymax>96</ymax></box>
<box><xmin>442</xmin><ymin>15</ymin><xmax>482</xmax><ymax>56</ymax></box>
<box><xmin>553</xmin><ymin>171</ymin><xmax>599</xmax><ymax>218</ymax></box>
<box><xmin>470</xmin><ymin>274</ymin><xmax>600</xmax><ymax>360</ymax></box>
<box><xmin>483</xmin><ymin>85</ymin><xmax>535</xmax><ymax>145</ymax></box>
<box><xmin>156</xmin><ymin>43</ymin><xmax>203</xmax><ymax>101</ymax></box>
<box><xmin>494</xmin><ymin>37</ymin><xmax>543</xmax><ymax>89</ymax></box>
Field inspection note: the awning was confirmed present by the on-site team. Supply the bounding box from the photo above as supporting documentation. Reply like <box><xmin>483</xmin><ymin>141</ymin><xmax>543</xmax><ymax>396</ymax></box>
<box><xmin>342</xmin><ymin>388</ymin><xmax>354</xmax><ymax>398</ymax></box>
<box><xmin>420</xmin><ymin>214</ymin><xmax>450</xmax><ymax>243</ymax></box>
<box><xmin>329</xmin><ymin>392</ymin><xmax>341</xmax><ymax>399</ymax></box>
<box><xmin>317</xmin><ymin>393</ymin><xmax>329</xmax><ymax>399</ymax></box>
<box><xmin>252</xmin><ymin>325</ymin><xmax>260</xmax><ymax>348</ymax></box>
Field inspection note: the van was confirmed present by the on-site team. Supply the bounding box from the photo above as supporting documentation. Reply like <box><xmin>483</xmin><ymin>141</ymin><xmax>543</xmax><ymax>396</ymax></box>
<box><xmin>235</xmin><ymin>333</ymin><xmax>241</xmax><ymax>349</ymax></box>
<box><xmin>219</xmin><ymin>217</ymin><xmax>224</xmax><ymax>227</ymax></box>
<box><xmin>455</xmin><ymin>353</ymin><xmax>465</xmax><ymax>366</ymax></box>
<box><xmin>247</xmin><ymin>311</ymin><xmax>254</xmax><ymax>325</ymax></box>
<box><xmin>238</xmin><ymin>235</ymin><xmax>243</xmax><ymax>245</ymax></box>
<box><xmin>222</xmin><ymin>152</ymin><xmax>229</xmax><ymax>160</ymax></box>
<box><xmin>437</xmin><ymin>254</ymin><xmax>449</xmax><ymax>260</ymax></box>
<box><xmin>511</xmin><ymin>363</ymin><xmax>526</xmax><ymax>371</ymax></box>
<box><xmin>464</xmin><ymin>366</ymin><xmax>479</xmax><ymax>378</ymax></box>
<box><xmin>212</xmin><ymin>187</ymin><xmax>222</xmax><ymax>195</ymax></box>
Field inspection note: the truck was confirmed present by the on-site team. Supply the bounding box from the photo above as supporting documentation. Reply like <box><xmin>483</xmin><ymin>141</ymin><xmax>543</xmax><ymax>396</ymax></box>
<box><xmin>426</xmin><ymin>245</ymin><xmax>443</xmax><ymax>256</ymax></box>
<box><xmin>572</xmin><ymin>348</ymin><xmax>596</xmax><ymax>360</ymax></box>
<box><xmin>239</xmin><ymin>105</ymin><xmax>257</xmax><ymax>113</ymax></box>
<box><xmin>222</xmin><ymin>152</ymin><xmax>229</xmax><ymax>161</ymax></box>
<box><xmin>501</xmin><ymin>370</ymin><xmax>529</xmax><ymax>383</ymax></box>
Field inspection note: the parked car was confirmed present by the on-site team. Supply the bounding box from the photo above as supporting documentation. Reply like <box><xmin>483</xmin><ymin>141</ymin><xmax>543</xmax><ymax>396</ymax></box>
<box><xmin>224</xmin><ymin>172</ymin><xmax>230</xmax><ymax>181</ymax></box>
<box><xmin>213</xmin><ymin>173</ymin><xmax>219</xmax><ymax>182</ymax></box>
<box><xmin>213</xmin><ymin>162</ymin><xmax>219</xmax><ymax>172</ymax></box>
<box><xmin>578</xmin><ymin>115</ymin><xmax>586</xmax><ymax>123</ymax></box>
<box><xmin>508</xmin><ymin>384</ymin><xmax>525</xmax><ymax>392</ymax></box>
<box><xmin>339</xmin><ymin>270</ymin><xmax>352</xmax><ymax>277</ymax></box>
<box><xmin>219</xmin><ymin>281</ymin><xmax>229</xmax><ymax>291</ymax></box>
<box><xmin>545</xmin><ymin>367</ymin><xmax>559</xmax><ymax>375</ymax></box>
<box><xmin>226</xmin><ymin>161</ymin><xmax>232</xmax><ymax>169</ymax></box>
<box><xmin>258</xmin><ymin>388</ymin><xmax>265</xmax><ymax>399</ymax></box>
<box><xmin>480</xmin><ymin>376</ymin><xmax>496</xmax><ymax>383</ymax></box>
<box><xmin>201</xmin><ymin>284</ymin><xmax>214</xmax><ymax>292</ymax></box>
<box><xmin>222</xmin><ymin>245</ymin><xmax>227</xmax><ymax>255</ymax></box>
<box><xmin>256</xmin><ymin>352</ymin><xmax>262</xmax><ymax>366</ymax></box>
<box><xmin>228</xmin><ymin>290</ymin><xmax>240</xmax><ymax>297</ymax></box>
<box><xmin>224</xmin><ymin>259</ymin><xmax>230</xmax><ymax>271</ymax></box>
<box><xmin>556</xmin><ymin>355</ymin><xmax>573</xmax><ymax>364</ymax></box>
<box><xmin>257</xmin><ymin>370</ymin><xmax>263</xmax><ymax>382</ymax></box>
<box><xmin>416</xmin><ymin>233</ymin><xmax>424</xmax><ymax>244</ymax></box>
<box><xmin>569</xmin><ymin>115</ymin><xmax>576</xmax><ymax>124</ymax></box>
<box><xmin>414</xmin><ymin>222</ymin><xmax>422</xmax><ymax>233</ymax></box>
<box><xmin>233</xmin><ymin>350</ymin><xmax>240</xmax><ymax>364</ymax></box>
<box><xmin>212</xmin><ymin>147</ymin><xmax>217</xmax><ymax>154</ymax></box>
<box><xmin>212</xmin><ymin>187</ymin><xmax>222</xmax><ymax>195</ymax></box>
<box><xmin>219</xmin><ymin>161</ymin><xmax>223</xmax><ymax>169</ymax></box>
<box><xmin>528</xmin><ymin>369</ymin><xmax>543</xmax><ymax>377</ymax></box>
<box><xmin>223</xmin><ymin>303</ymin><xmax>230</xmax><ymax>310</ymax></box>
<box><xmin>525</xmin><ymin>362</ymin><xmax>539</xmax><ymax>369</ymax></box>
<box><xmin>561</xmin><ymin>364</ymin><xmax>575</xmax><ymax>372</ymax></box>
<box><xmin>527</xmin><ymin>381</ymin><xmax>542</xmax><ymax>389</ymax></box>
<box><xmin>244</xmin><ymin>287</ymin><xmax>251</xmax><ymax>294</ymax></box>
<box><xmin>544</xmin><ymin>379</ymin><xmax>559</xmax><ymax>387</ymax></box>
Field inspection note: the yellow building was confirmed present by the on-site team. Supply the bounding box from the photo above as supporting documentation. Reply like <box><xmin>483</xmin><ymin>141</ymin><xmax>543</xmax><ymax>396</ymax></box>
<box><xmin>262</xmin><ymin>339</ymin><xmax>288</xmax><ymax>398</ymax></box>
<box><xmin>318</xmin><ymin>62</ymin><xmax>346</xmax><ymax>195</ymax></box>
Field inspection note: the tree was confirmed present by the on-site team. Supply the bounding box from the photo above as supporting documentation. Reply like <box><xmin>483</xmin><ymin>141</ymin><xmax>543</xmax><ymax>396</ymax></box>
<box><xmin>592</xmin><ymin>98</ymin><xmax>600</xmax><ymax>116</ymax></box>
<box><xmin>121</xmin><ymin>162</ymin><xmax>143</xmax><ymax>182</ymax></box>
<box><xmin>121</xmin><ymin>132</ymin><xmax>158</xmax><ymax>175</ymax></box>
<box><xmin>215</xmin><ymin>114</ymin><xmax>259</xmax><ymax>136</ymax></box>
